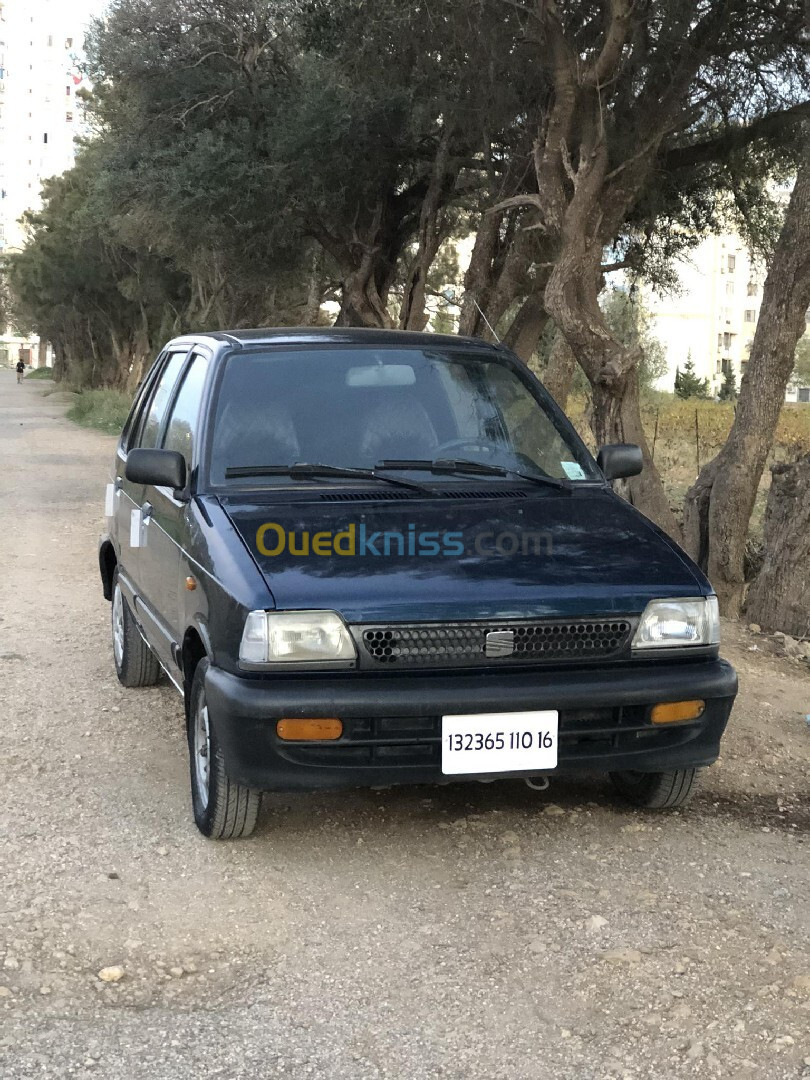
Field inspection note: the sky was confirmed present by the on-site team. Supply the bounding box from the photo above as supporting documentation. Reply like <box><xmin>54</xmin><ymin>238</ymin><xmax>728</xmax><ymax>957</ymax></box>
<box><xmin>79</xmin><ymin>0</ymin><xmax>108</xmax><ymax>37</ymax></box>
<box><xmin>66</xmin><ymin>0</ymin><xmax>107</xmax><ymax>24</ymax></box>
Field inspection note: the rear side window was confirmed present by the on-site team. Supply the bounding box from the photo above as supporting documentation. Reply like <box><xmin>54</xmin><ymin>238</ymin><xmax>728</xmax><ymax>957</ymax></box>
<box><xmin>120</xmin><ymin>353</ymin><xmax>165</xmax><ymax>452</ymax></box>
<box><xmin>134</xmin><ymin>351</ymin><xmax>187</xmax><ymax>449</ymax></box>
<box><xmin>161</xmin><ymin>352</ymin><xmax>210</xmax><ymax>468</ymax></box>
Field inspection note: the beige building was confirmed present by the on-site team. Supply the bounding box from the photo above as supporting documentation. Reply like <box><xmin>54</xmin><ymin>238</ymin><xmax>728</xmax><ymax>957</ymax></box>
<box><xmin>643</xmin><ymin>231</ymin><xmax>810</xmax><ymax>401</ymax></box>
<box><xmin>0</xmin><ymin>0</ymin><xmax>91</xmax><ymax>367</ymax></box>
<box><xmin>643</xmin><ymin>234</ymin><xmax>764</xmax><ymax>395</ymax></box>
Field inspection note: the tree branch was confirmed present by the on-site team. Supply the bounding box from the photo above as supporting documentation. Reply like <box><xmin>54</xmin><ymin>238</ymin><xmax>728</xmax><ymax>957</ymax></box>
<box><xmin>488</xmin><ymin>193</ymin><xmax>544</xmax><ymax>215</ymax></box>
<box><xmin>582</xmin><ymin>0</ymin><xmax>633</xmax><ymax>89</ymax></box>
<box><xmin>663</xmin><ymin>101</ymin><xmax>810</xmax><ymax>172</ymax></box>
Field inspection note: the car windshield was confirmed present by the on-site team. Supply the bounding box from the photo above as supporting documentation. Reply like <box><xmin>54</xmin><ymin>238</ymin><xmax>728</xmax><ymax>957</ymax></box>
<box><xmin>208</xmin><ymin>346</ymin><xmax>598</xmax><ymax>486</ymax></box>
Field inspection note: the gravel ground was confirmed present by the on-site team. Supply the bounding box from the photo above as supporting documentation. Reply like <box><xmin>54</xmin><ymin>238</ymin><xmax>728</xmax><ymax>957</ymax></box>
<box><xmin>0</xmin><ymin>369</ymin><xmax>808</xmax><ymax>1080</ymax></box>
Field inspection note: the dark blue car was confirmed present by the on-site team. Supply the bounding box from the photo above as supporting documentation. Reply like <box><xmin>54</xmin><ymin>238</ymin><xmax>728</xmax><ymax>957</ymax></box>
<box><xmin>99</xmin><ymin>329</ymin><xmax>737</xmax><ymax>838</ymax></box>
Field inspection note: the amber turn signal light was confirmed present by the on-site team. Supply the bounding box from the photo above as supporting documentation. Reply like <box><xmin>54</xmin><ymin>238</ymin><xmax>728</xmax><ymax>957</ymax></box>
<box><xmin>276</xmin><ymin>718</ymin><xmax>343</xmax><ymax>741</ymax></box>
<box><xmin>651</xmin><ymin>700</ymin><xmax>705</xmax><ymax>725</ymax></box>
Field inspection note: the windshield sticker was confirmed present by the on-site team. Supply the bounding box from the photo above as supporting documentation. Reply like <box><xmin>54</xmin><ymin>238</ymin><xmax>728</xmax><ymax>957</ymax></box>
<box><xmin>561</xmin><ymin>461</ymin><xmax>586</xmax><ymax>480</ymax></box>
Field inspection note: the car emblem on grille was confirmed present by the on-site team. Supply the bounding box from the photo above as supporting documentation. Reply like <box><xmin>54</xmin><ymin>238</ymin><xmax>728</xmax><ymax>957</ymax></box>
<box><xmin>485</xmin><ymin>630</ymin><xmax>515</xmax><ymax>658</ymax></box>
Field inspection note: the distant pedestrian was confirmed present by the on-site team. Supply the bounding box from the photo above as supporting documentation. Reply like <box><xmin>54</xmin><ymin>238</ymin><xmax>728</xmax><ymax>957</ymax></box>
<box><xmin>15</xmin><ymin>359</ymin><xmax>25</xmax><ymax>384</ymax></box>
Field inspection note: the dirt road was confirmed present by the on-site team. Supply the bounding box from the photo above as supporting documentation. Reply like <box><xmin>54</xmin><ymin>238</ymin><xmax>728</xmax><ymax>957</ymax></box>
<box><xmin>0</xmin><ymin>369</ymin><xmax>808</xmax><ymax>1080</ymax></box>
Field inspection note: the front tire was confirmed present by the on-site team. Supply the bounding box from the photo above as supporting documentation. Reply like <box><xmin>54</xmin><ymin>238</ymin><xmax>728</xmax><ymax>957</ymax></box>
<box><xmin>111</xmin><ymin>569</ymin><xmax>161</xmax><ymax>688</ymax></box>
<box><xmin>187</xmin><ymin>658</ymin><xmax>261</xmax><ymax>839</ymax></box>
<box><xmin>610</xmin><ymin>768</ymin><xmax>700</xmax><ymax>809</ymax></box>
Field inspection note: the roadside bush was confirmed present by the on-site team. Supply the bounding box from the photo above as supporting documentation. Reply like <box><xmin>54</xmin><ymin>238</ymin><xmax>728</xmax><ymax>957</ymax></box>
<box><xmin>66</xmin><ymin>389</ymin><xmax>132</xmax><ymax>435</ymax></box>
<box><xmin>25</xmin><ymin>367</ymin><xmax>54</xmax><ymax>379</ymax></box>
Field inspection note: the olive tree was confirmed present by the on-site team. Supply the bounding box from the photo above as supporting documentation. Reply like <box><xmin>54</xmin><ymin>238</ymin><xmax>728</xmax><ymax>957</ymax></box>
<box><xmin>485</xmin><ymin>0</ymin><xmax>808</xmax><ymax>536</ymax></box>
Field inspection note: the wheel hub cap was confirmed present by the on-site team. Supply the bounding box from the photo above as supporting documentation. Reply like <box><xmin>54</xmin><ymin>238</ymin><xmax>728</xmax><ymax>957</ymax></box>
<box><xmin>194</xmin><ymin>701</ymin><xmax>211</xmax><ymax>806</ymax></box>
<box><xmin>112</xmin><ymin>585</ymin><xmax>124</xmax><ymax>668</ymax></box>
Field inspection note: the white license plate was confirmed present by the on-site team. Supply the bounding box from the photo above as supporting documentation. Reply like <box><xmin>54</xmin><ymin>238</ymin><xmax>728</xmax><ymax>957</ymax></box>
<box><xmin>441</xmin><ymin>711</ymin><xmax>558</xmax><ymax>775</ymax></box>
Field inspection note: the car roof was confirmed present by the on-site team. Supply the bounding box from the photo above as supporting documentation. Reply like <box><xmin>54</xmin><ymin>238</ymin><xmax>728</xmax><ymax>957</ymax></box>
<box><xmin>164</xmin><ymin>326</ymin><xmax>503</xmax><ymax>354</ymax></box>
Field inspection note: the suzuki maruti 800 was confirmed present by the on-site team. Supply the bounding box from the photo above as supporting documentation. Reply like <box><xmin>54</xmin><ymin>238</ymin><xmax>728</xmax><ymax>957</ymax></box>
<box><xmin>99</xmin><ymin>329</ymin><xmax>737</xmax><ymax>838</ymax></box>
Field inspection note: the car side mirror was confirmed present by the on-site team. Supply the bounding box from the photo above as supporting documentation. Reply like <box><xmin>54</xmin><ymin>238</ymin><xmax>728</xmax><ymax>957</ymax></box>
<box><xmin>126</xmin><ymin>448</ymin><xmax>187</xmax><ymax>491</ymax></box>
<box><xmin>597</xmin><ymin>443</ymin><xmax>643</xmax><ymax>481</ymax></box>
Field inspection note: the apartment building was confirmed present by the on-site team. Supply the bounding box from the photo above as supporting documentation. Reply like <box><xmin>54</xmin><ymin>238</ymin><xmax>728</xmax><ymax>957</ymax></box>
<box><xmin>0</xmin><ymin>0</ymin><xmax>89</xmax><ymax>367</ymax></box>
<box><xmin>642</xmin><ymin>231</ymin><xmax>810</xmax><ymax>401</ymax></box>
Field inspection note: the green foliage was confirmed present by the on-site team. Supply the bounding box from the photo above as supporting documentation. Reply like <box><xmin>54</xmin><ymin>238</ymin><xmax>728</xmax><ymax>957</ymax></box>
<box><xmin>25</xmin><ymin>368</ymin><xmax>54</xmax><ymax>380</ymax></box>
<box><xmin>718</xmin><ymin>366</ymin><xmax>738</xmax><ymax>401</ymax></box>
<box><xmin>674</xmin><ymin>355</ymin><xmax>711</xmax><ymax>400</ymax></box>
<box><xmin>82</xmin><ymin>0</ymin><xmax>528</xmax><ymax>330</ymax></box>
<box><xmin>529</xmin><ymin>320</ymin><xmax>558</xmax><ymax>376</ymax></box>
<box><xmin>66</xmin><ymin>389</ymin><xmax>133</xmax><ymax>435</ymax></box>
<box><xmin>0</xmin><ymin>269</ymin><xmax>14</xmax><ymax>334</ymax></box>
<box><xmin>430</xmin><ymin>308</ymin><xmax>456</xmax><ymax>334</ymax></box>
<box><xmin>8</xmin><ymin>0</ymin><xmax>809</xmax><ymax>388</ymax></box>
<box><xmin>425</xmin><ymin>243</ymin><xmax>462</xmax><ymax>301</ymax></box>
<box><xmin>8</xmin><ymin>143</ymin><xmax>190</xmax><ymax>389</ymax></box>
<box><xmin>601</xmin><ymin>287</ymin><xmax>668</xmax><ymax>390</ymax></box>
<box><xmin>534</xmin><ymin>291</ymin><xmax>681</xmax><ymax>399</ymax></box>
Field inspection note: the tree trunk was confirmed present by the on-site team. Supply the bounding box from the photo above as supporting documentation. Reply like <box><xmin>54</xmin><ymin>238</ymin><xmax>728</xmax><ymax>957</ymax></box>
<box><xmin>458</xmin><ymin>211</ymin><xmax>502</xmax><ymax>337</ymax></box>
<box><xmin>481</xmin><ymin>221</ymin><xmax>547</xmax><ymax>336</ymax></box>
<box><xmin>541</xmin><ymin>330</ymin><xmax>577</xmax><ymax>410</ymax></box>
<box><xmin>502</xmin><ymin>292</ymin><xmax>549</xmax><ymax>364</ymax></box>
<box><xmin>400</xmin><ymin>129</ymin><xmax>453</xmax><ymax>331</ymax></box>
<box><xmin>52</xmin><ymin>341</ymin><xmax>67</xmax><ymax>383</ymax></box>
<box><xmin>683</xmin><ymin>150</ymin><xmax>810</xmax><ymax>615</ymax></box>
<box><xmin>334</xmin><ymin>260</ymin><xmax>395</xmax><ymax>328</ymax></box>
<box><xmin>745</xmin><ymin>455</ymin><xmax>810</xmax><ymax>637</ymax></box>
<box><xmin>126</xmin><ymin>355</ymin><xmax>147</xmax><ymax>395</ymax></box>
<box><xmin>545</xmin><ymin>248</ymin><xmax>682</xmax><ymax>539</ymax></box>
<box><xmin>305</xmin><ymin>247</ymin><xmax>324</xmax><ymax>325</ymax></box>
<box><xmin>311</xmin><ymin>206</ymin><xmax>400</xmax><ymax>329</ymax></box>
<box><xmin>513</xmin><ymin>0</ymin><xmax>747</xmax><ymax>540</ymax></box>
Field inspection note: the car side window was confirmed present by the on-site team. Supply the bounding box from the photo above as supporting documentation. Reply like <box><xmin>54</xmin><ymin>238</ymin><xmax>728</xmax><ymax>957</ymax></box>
<box><xmin>121</xmin><ymin>352</ymin><xmax>166</xmax><ymax>453</ymax></box>
<box><xmin>134</xmin><ymin>351</ymin><xmax>188</xmax><ymax>450</ymax></box>
<box><xmin>161</xmin><ymin>352</ymin><xmax>210</xmax><ymax>470</ymax></box>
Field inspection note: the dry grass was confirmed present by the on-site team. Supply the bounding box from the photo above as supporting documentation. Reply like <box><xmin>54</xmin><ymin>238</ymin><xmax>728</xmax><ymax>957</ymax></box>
<box><xmin>567</xmin><ymin>393</ymin><xmax>810</xmax><ymax>539</ymax></box>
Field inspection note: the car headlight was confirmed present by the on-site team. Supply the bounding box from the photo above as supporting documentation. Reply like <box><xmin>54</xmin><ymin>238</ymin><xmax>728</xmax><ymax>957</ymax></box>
<box><xmin>632</xmin><ymin>597</ymin><xmax>719</xmax><ymax>649</ymax></box>
<box><xmin>239</xmin><ymin>610</ymin><xmax>356</xmax><ymax>666</ymax></box>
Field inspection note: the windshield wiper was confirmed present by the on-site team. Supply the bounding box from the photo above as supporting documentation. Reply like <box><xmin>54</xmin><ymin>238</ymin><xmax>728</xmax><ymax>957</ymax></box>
<box><xmin>376</xmin><ymin>458</ymin><xmax>572</xmax><ymax>491</ymax></box>
<box><xmin>224</xmin><ymin>463</ymin><xmax>432</xmax><ymax>493</ymax></box>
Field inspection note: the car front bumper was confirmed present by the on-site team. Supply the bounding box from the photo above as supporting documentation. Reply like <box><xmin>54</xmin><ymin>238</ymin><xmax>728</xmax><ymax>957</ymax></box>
<box><xmin>205</xmin><ymin>657</ymin><xmax>737</xmax><ymax>792</ymax></box>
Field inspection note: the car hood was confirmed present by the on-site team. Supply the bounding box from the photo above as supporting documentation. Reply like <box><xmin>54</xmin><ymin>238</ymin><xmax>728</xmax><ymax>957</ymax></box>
<box><xmin>217</xmin><ymin>489</ymin><xmax>706</xmax><ymax>622</ymax></box>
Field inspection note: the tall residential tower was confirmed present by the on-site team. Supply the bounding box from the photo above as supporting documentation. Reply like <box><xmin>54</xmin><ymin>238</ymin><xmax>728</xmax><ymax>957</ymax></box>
<box><xmin>0</xmin><ymin>0</ymin><xmax>89</xmax><ymax>365</ymax></box>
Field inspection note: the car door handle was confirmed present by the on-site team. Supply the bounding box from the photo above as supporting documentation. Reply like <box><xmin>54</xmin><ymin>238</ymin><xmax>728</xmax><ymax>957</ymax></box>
<box><xmin>141</xmin><ymin>502</ymin><xmax>153</xmax><ymax>520</ymax></box>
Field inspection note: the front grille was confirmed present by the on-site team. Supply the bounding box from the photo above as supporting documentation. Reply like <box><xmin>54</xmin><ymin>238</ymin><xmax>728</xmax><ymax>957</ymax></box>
<box><xmin>355</xmin><ymin>618</ymin><xmax>633</xmax><ymax>669</ymax></box>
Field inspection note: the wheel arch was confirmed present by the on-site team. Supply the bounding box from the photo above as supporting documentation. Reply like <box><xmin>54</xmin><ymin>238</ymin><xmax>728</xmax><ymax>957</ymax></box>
<box><xmin>181</xmin><ymin>623</ymin><xmax>213</xmax><ymax>713</ymax></box>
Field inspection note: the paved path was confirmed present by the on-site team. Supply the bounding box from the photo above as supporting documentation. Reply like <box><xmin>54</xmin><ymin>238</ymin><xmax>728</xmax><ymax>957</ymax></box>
<box><xmin>0</xmin><ymin>369</ymin><xmax>808</xmax><ymax>1079</ymax></box>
